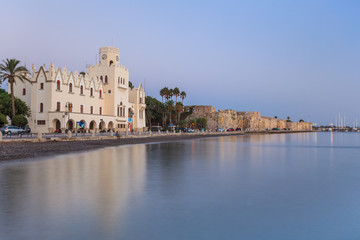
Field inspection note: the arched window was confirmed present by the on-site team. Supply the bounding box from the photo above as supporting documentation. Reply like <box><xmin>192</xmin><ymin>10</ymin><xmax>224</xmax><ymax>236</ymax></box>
<box><xmin>56</xmin><ymin>80</ymin><xmax>60</xmax><ymax>90</ymax></box>
<box><xmin>69</xmin><ymin>83</ymin><xmax>72</xmax><ymax>93</ymax></box>
<box><xmin>90</xmin><ymin>88</ymin><xmax>93</xmax><ymax>97</ymax></box>
<box><xmin>40</xmin><ymin>103</ymin><xmax>43</xmax><ymax>113</ymax></box>
<box><xmin>99</xmin><ymin>90</ymin><xmax>102</xmax><ymax>98</ymax></box>
<box><xmin>100</xmin><ymin>76</ymin><xmax>103</xmax><ymax>82</ymax></box>
<box><xmin>80</xmin><ymin>85</ymin><xmax>83</xmax><ymax>95</ymax></box>
<box><xmin>105</xmin><ymin>75</ymin><xmax>108</xmax><ymax>84</ymax></box>
<box><xmin>109</xmin><ymin>60</ymin><xmax>113</xmax><ymax>66</ymax></box>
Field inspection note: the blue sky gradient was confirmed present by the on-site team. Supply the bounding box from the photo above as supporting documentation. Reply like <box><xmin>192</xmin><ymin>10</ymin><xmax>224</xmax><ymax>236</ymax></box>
<box><xmin>1</xmin><ymin>0</ymin><xmax>359</xmax><ymax>125</ymax></box>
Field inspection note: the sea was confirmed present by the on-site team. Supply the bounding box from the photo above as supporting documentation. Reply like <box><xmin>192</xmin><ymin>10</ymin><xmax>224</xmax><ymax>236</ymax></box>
<box><xmin>1</xmin><ymin>132</ymin><xmax>360</xmax><ymax>240</ymax></box>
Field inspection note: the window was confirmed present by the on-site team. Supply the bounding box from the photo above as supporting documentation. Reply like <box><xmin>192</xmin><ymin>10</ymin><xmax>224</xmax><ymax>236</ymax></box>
<box><xmin>37</xmin><ymin>120</ymin><xmax>46</xmax><ymax>125</ymax></box>
<box><xmin>100</xmin><ymin>76</ymin><xmax>103</xmax><ymax>82</ymax></box>
<box><xmin>80</xmin><ymin>85</ymin><xmax>83</xmax><ymax>95</ymax></box>
<box><xmin>90</xmin><ymin>88</ymin><xmax>93</xmax><ymax>97</ymax></box>
<box><xmin>118</xmin><ymin>124</ymin><xmax>120</xmax><ymax>128</ymax></box>
<box><xmin>68</xmin><ymin>103</ymin><xmax>73</xmax><ymax>112</ymax></box>
<box><xmin>99</xmin><ymin>90</ymin><xmax>102</xmax><ymax>98</ymax></box>
<box><xmin>22</xmin><ymin>88</ymin><xmax>26</xmax><ymax>95</ymax></box>
<box><xmin>118</xmin><ymin>77</ymin><xmax>120</xmax><ymax>84</ymax></box>
<box><xmin>105</xmin><ymin>75</ymin><xmax>108</xmax><ymax>84</ymax></box>
<box><xmin>56</xmin><ymin>80</ymin><xmax>60</xmax><ymax>90</ymax></box>
<box><xmin>80</xmin><ymin>105</ymin><xmax>83</xmax><ymax>113</ymax></box>
<box><xmin>40</xmin><ymin>103</ymin><xmax>43</xmax><ymax>113</ymax></box>
<box><xmin>99</xmin><ymin>107</ymin><xmax>102</xmax><ymax>115</ymax></box>
<box><xmin>40</xmin><ymin>83</ymin><xmax>44</xmax><ymax>90</ymax></box>
<box><xmin>109</xmin><ymin>61</ymin><xmax>113</xmax><ymax>66</ymax></box>
<box><xmin>108</xmin><ymin>90</ymin><xmax>111</xmax><ymax>94</ymax></box>
<box><xmin>69</xmin><ymin>83</ymin><xmax>73</xmax><ymax>93</ymax></box>
<box><xmin>90</xmin><ymin>106</ymin><xmax>93</xmax><ymax>114</ymax></box>
<box><xmin>56</xmin><ymin>102</ymin><xmax>60</xmax><ymax>111</ymax></box>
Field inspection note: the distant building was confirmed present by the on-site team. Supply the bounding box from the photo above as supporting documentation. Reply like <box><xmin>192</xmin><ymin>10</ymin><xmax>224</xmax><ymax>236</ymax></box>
<box><xmin>12</xmin><ymin>46</ymin><xmax>146</xmax><ymax>133</ymax></box>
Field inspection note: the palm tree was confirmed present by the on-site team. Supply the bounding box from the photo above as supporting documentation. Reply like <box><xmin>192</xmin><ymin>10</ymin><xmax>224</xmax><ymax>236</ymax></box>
<box><xmin>0</xmin><ymin>59</ymin><xmax>30</xmax><ymax>118</ymax></box>
<box><xmin>180</xmin><ymin>91</ymin><xmax>187</xmax><ymax>103</ymax></box>
<box><xmin>165</xmin><ymin>100</ymin><xmax>174</xmax><ymax>124</ymax></box>
<box><xmin>160</xmin><ymin>88</ymin><xmax>166</xmax><ymax>102</ymax></box>
<box><xmin>162</xmin><ymin>87</ymin><xmax>170</xmax><ymax>101</ymax></box>
<box><xmin>175</xmin><ymin>102</ymin><xmax>183</xmax><ymax>124</ymax></box>
<box><xmin>158</xmin><ymin>102</ymin><xmax>166</xmax><ymax>128</ymax></box>
<box><xmin>168</xmin><ymin>88</ymin><xmax>174</xmax><ymax>101</ymax></box>
<box><xmin>173</xmin><ymin>87</ymin><xmax>180</xmax><ymax>103</ymax></box>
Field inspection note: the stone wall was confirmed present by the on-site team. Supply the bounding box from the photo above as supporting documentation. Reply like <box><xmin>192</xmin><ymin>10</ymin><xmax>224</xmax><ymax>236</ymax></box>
<box><xmin>187</xmin><ymin>106</ymin><xmax>312</xmax><ymax>131</ymax></box>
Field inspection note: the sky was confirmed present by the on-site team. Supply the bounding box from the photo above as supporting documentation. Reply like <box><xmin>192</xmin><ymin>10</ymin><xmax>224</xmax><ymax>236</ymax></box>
<box><xmin>0</xmin><ymin>0</ymin><xmax>359</xmax><ymax>125</ymax></box>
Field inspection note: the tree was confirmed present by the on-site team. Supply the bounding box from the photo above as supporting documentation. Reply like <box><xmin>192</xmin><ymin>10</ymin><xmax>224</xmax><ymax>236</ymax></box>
<box><xmin>274</xmin><ymin>116</ymin><xmax>278</xmax><ymax>119</ymax></box>
<box><xmin>0</xmin><ymin>113</ymin><xmax>7</xmax><ymax>127</ymax></box>
<box><xmin>79</xmin><ymin>71</ymin><xmax>86</xmax><ymax>77</ymax></box>
<box><xmin>168</xmin><ymin>88</ymin><xmax>174</xmax><ymax>101</ymax></box>
<box><xmin>196</xmin><ymin>117</ymin><xmax>207</xmax><ymax>130</ymax></box>
<box><xmin>173</xmin><ymin>87</ymin><xmax>180</xmax><ymax>103</ymax></box>
<box><xmin>145</xmin><ymin>96</ymin><xmax>163</xmax><ymax>128</ymax></box>
<box><xmin>11</xmin><ymin>114</ymin><xmax>28</xmax><ymax>127</ymax></box>
<box><xmin>160</xmin><ymin>88</ymin><xmax>166</xmax><ymax>102</ymax></box>
<box><xmin>299</xmin><ymin>119</ymin><xmax>304</xmax><ymax>122</ymax></box>
<box><xmin>180</xmin><ymin>91</ymin><xmax>187</xmax><ymax>103</ymax></box>
<box><xmin>165</xmin><ymin>100</ymin><xmax>174</xmax><ymax>124</ymax></box>
<box><xmin>175</xmin><ymin>102</ymin><xmax>183</xmax><ymax>124</ymax></box>
<box><xmin>187</xmin><ymin>118</ymin><xmax>196</xmax><ymax>129</ymax></box>
<box><xmin>129</xmin><ymin>81</ymin><xmax>134</xmax><ymax>89</ymax></box>
<box><xmin>0</xmin><ymin>59</ymin><xmax>31</xmax><ymax>118</ymax></box>
<box><xmin>287</xmin><ymin>116</ymin><xmax>291</xmax><ymax>122</ymax></box>
<box><xmin>0</xmin><ymin>89</ymin><xmax>30</xmax><ymax>119</ymax></box>
<box><xmin>160</xmin><ymin>87</ymin><xmax>170</xmax><ymax>101</ymax></box>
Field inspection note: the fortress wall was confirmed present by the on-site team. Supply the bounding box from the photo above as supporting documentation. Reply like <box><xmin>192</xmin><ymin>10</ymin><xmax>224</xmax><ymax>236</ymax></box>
<box><xmin>187</xmin><ymin>105</ymin><xmax>312</xmax><ymax>131</ymax></box>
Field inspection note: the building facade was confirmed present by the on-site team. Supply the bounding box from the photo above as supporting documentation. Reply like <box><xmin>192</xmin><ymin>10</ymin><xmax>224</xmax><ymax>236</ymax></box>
<box><xmin>12</xmin><ymin>46</ymin><xmax>146</xmax><ymax>133</ymax></box>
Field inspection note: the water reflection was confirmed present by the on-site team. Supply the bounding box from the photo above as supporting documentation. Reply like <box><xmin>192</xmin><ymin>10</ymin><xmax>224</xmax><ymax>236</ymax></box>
<box><xmin>1</xmin><ymin>133</ymin><xmax>360</xmax><ymax>239</ymax></box>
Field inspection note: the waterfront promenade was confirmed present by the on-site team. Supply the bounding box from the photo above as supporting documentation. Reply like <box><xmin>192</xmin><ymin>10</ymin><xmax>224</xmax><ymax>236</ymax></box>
<box><xmin>0</xmin><ymin>130</ymin><xmax>313</xmax><ymax>161</ymax></box>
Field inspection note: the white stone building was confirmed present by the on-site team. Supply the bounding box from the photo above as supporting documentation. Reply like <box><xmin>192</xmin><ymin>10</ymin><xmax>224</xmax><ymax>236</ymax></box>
<box><xmin>12</xmin><ymin>46</ymin><xmax>146</xmax><ymax>133</ymax></box>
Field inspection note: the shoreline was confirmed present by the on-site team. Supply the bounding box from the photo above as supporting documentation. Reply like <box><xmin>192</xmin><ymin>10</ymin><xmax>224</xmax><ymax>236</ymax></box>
<box><xmin>0</xmin><ymin>131</ymin><xmax>314</xmax><ymax>162</ymax></box>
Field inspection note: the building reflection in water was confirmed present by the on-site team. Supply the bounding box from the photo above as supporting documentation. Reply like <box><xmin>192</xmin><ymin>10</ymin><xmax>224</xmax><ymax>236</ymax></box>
<box><xmin>0</xmin><ymin>144</ymin><xmax>146</xmax><ymax>239</ymax></box>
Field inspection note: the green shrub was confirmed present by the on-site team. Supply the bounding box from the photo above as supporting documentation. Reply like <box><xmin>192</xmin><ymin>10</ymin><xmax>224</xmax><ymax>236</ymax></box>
<box><xmin>0</xmin><ymin>113</ymin><xmax>8</xmax><ymax>127</ymax></box>
<box><xmin>11</xmin><ymin>115</ymin><xmax>28</xmax><ymax>127</ymax></box>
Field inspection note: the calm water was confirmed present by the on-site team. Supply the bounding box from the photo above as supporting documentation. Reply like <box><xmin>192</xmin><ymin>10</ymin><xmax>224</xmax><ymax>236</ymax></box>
<box><xmin>1</xmin><ymin>132</ymin><xmax>360</xmax><ymax>239</ymax></box>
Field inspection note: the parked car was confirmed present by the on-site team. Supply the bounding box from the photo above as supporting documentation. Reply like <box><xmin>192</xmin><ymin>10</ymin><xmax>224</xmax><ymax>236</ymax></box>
<box><xmin>0</xmin><ymin>126</ymin><xmax>24</xmax><ymax>135</ymax></box>
<box><xmin>22</xmin><ymin>126</ymin><xmax>31</xmax><ymax>134</ymax></box>
<box><xmin>272</xmin><ymin>128</ymin><xmax>280</xmax><ymax>130</ymax></box>
<box><xmin>177</xmin><ymin>127</ymin><xmax>187</xmax><ymax>132</ymax></box>
<box><xmin>235</xmin><ymin>128</ymin><xmax>242</xmax><ymax>131</ymax></box>
<box><xmin>186</xmin><ymin>128</ymin><xmax>195</xmax><ymax>133</ymax></box>
<box><xmin>216</xmin><ymin>128</ymin><xmax>225</xmax><ymax>132</ymax></box>
<box><xmin>150</xmin><ymin>126</ymin><xmax>163</xmax><ymax>131</ymax></box>
<box><xmin>227</xmin><ymin>128</ymin><xmax>235</xmax><ymax>132</ymax></box>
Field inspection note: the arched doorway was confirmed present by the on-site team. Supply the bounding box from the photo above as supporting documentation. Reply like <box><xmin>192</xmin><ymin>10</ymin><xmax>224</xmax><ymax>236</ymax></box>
<box><xmin>108</xmin><ymin>121</ymin><xmax>114</xmax><ymax>130</ymax></box>
<box><xmin>89</xmin><ymin>120</ymin><xmax>96</xmax><ymax>130</ymax></box>
<box><xmin>53</xmin><ymin>119</ymin><xmax>61</xmax><ymax>133</ymax></box>
<box><xmin>66</xmin><ymin>119</ymin><xmax>75</xmax><ymax>130</ymax></box>
<box><xmin>99</xmin><ymin>121</ymin><xmax>105</xmax><ymax>130</ymax></box>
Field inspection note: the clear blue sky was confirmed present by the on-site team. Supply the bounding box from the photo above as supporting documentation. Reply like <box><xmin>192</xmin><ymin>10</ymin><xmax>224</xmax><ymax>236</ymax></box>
<box><xmin>1</xmin><ymin>0</ymin><xmax>359</xmax><ymax>125</ymax></box>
